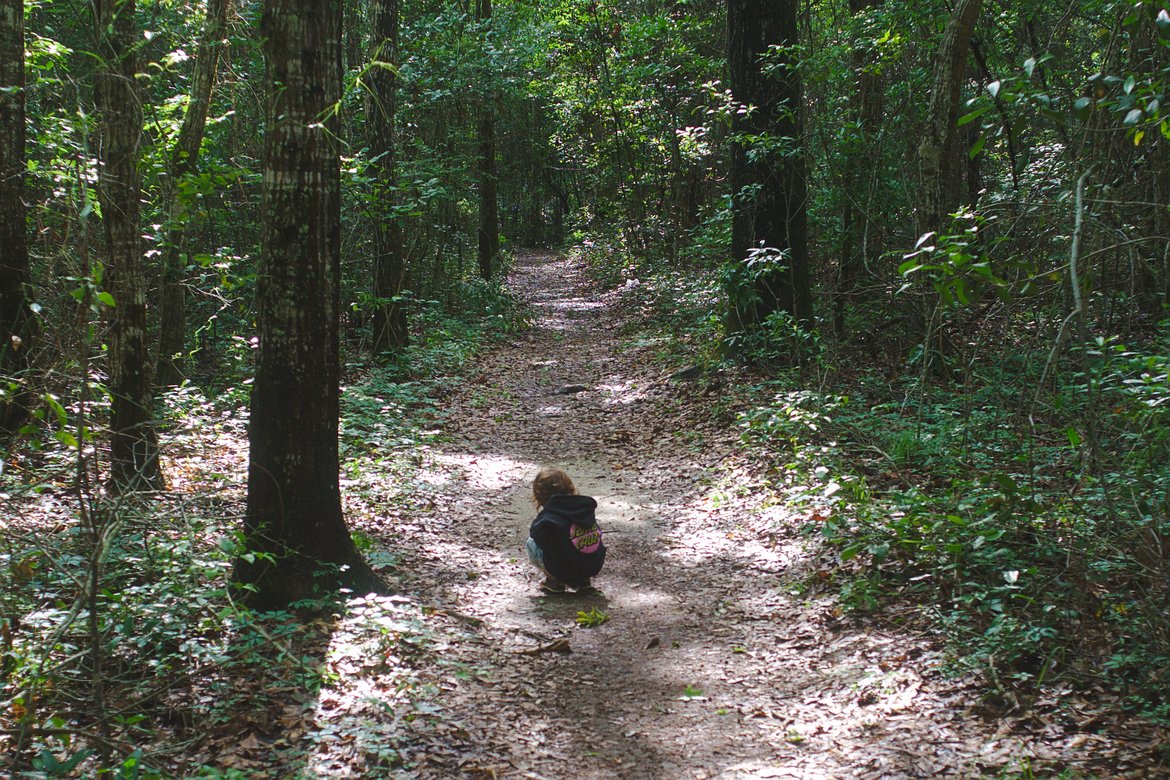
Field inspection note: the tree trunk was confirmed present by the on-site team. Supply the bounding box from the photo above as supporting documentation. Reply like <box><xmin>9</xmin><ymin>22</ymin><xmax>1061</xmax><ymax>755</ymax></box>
<box><xmin>156</xmin><ymin>0</ymin><xmax>230</xmax><ymax>387</ymax></box>
<box><xmin>237</xmin><ymin>0</ymin><xmax>382</xmax><ymax>611</ymax></box>
<box><xmin>95</xmin><ymin>0</ymin><xmax>164</xmax><ymax>491</ymax></box>
<box><xmin>835</xmin><ymin>0</ymin><xmax>885</xmax><ymax>338</ymax></box>
<box><xmin>344</xmin><ymin>0</ymin><xmax>363</xmax><ymax>73</ymax></box>
<box><xmin>726</xmin><ymin>0</ymin><xmax>812</xmax><ymax>333</ymax></box>
<box><xmin>916</xmin><ymin>0</ymin><xmax>983</xmax><ymax>239</ymax></box>
<box><xmin>366</xmin><ymin>0</ymin><xmax>409</xmax><ymax>352</ymax></box>
<box><xmin>0</xmin><ymin>0</ymin><xmax>33</xmax><ymax>433</ymax></box>
<box><xmin>476</xmin><ymin>0</ymin><xmax>500</xmax><ymax>280</ymax></box>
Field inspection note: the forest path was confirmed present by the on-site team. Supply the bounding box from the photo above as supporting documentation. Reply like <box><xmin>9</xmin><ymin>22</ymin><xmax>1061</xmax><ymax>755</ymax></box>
<box><xmin>369</xmin><ymin>253</ymin><xmax>1136</xmax><ymax>779</ymax></box>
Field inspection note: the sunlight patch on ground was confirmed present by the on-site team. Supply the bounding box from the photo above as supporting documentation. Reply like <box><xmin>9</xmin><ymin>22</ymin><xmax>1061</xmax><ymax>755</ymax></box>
<box><xmin>304</xmin><ymin>593</ymin><xmax>440</xmax><ymax>776</ymax></box>
<box><xmin>612</xmin><ymin>588</ymin><xmax>674</xmax><ymax>611</ymax></box>
<box><xmin>590</xmin><ymin>492</ymin><xmax>660</xmax><ymax>539</ymax></box>
<box><xmin>654</xmin><ymin>486</ymin><xmax>804</xmax><ymax>579</ymax></box>
<box><xmin>414</xmin><ymin>466</ymin><xmax>455</xmax><ymax>488</ymax></box>
<box><xmin>433</xmin><ymin>452</ymin><xmax>533</xmax><ymax>492</ymax></box>
<box><xmin>544</xmin><ymin>298</ymin><xmax>605</xmax><ymax>312</ymax></box>
<box><xmin>597</xmin><ymin>378</ymin><xmax>651</xmax><ymax>405</ymax></box>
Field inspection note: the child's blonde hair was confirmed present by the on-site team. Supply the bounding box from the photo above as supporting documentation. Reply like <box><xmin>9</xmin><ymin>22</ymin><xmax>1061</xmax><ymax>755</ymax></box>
<box><xmin>532</xmin><ymin>466</ymin><xmax>577</xmax><ymax>509</ymax></box>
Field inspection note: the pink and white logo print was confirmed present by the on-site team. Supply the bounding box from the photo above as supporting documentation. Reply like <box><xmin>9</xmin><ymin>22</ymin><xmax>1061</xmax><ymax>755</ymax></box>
<box><xmin>569</xmin><ymin>524</ymin><xmax>602</xmax><ymax>554</ymax></box>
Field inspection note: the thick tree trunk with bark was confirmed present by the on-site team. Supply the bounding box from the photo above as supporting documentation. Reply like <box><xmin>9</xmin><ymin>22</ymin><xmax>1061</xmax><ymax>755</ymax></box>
<box><xmin>95</xmin><ymin>0</ymin><xmax>164</xmax><ymax>490</ymax></box>
<box><xmin>0</xmin><ymin>0</ymin><xmax>33</xmax><ymax>433</ymax></box>
<box><xmin>726</xmin><ymin>0</ymin><xmax>812</xmax><ymax>333</ymax></box>
<box><xmin>916</xmin><ymin>0</ymin><xmax>983</xmax><ymax>239</ymax></box>
<box><xmin>237</xmin><ymin>0</ymin><xmax>382</xmax><ymax>611</ymax></box>
<box><xmin>476</xmin><ymin>0</ymin><xmax>500</xmax><ymax>280</ymax></box>
<box><xmin>366</xmin><ymin>0</ymin><xmax>409</xmax><ymax>352</ymax></box>
<box><xmin>156</xmin><ymin>0</ymin><xmax>230</xmax><ymax>387</ymax></box>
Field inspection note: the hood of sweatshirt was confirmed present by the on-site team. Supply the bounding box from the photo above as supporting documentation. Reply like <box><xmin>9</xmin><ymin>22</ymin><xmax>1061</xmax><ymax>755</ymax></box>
<box><xmin>543</xmin><ymin>494</ymin><xmax>598</xmax><ymax>526</ymax></box>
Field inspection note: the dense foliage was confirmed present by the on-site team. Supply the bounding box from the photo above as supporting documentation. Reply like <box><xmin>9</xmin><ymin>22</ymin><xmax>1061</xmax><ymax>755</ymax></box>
<box><xmin>2</xmin><ymin>0</ymin><xmax>1169</xmax><ymax>773</ymax></box>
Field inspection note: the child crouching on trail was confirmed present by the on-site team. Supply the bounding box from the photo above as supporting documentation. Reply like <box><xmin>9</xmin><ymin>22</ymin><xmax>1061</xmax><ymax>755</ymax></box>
<box><xmin>525</xmin><ymin>467</ymin><xmax>606</xmax><ymax>593</ymax></box>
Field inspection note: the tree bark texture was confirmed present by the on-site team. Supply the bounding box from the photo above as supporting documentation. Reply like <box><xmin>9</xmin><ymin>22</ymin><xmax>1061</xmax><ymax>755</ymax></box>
<box><xmin>238</xmin><ymin>0</ymin><xmax>382</xmax><ymax>610</ymax></box>
<box><xmin>726</xmin><ymin>0</ymin><xmax>812</xmax><ymax>331</ymax></box>
<box><xmin>916</xmin><ymin>0</ymin><xmax>983</xmax><ymax>239</ymax></box>
<box><xmin>365</xmin><ymin>0</ymin><xmax>409</xmax><ymax>352</ymax></box>
<box><xmin>476</xmin><ymin>0</ymin><xmax>500</xmax><ymax>281</ymax></box>
<box><xmin>0</xmin><ymin>0</ymin><xmax>33</xmax><ymax>432</ymax></box>
<box><xmin>95</xmin><ymin>0</ymin><xmax>164</xmax><ymax>490</ymax></box>
<box><xmin>835</xmin><ymin>0</ymin><xmax>885</xmax><ymax>337</ymax></box>
<box><xmin>156</xmin><ymin>0</ymin><xmax>230</xmax><ymax>387</ymax></box>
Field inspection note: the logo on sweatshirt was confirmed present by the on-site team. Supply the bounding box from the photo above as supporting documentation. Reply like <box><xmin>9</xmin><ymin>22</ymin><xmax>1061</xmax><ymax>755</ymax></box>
<box><xmin>569</xmin><ymin>524</ymin><xmax>602</xmax><ymax>554</ymax></box>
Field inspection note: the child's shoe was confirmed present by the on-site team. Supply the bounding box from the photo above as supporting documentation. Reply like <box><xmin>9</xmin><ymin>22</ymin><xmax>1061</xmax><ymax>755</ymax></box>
<box><xmin>572</xmin><ymin>579</ymin><xmax>597</xmax><ymax>595</ymax></box>
<box><xmin>540</xmin><ymin>577</ymin><xmax>566</xmax><ymax>594</ymax></box>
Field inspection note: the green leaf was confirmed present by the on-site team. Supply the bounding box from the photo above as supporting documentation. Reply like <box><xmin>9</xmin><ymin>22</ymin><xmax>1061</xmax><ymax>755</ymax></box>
<box><xmin>45</xmin><ymin>394</ymin><xmax>68</xmax><ymax>426</ymax></box>
<box><xmin>575</xmin><ymin>607</ymin><xmax>609</xmax><ymax>627</ymax></box>
<box><xmin>1157</xmin><ymin>9</ymin><xmax>1170</xmax><ymax>36</ymax></box>
<box><xmin>1074</xmin><ymin>96</ymin><xmax>1093</xmax><ymax>120</ymax></box>
<box><xmin>953</xmin><ymin>277</ymin><xmax>969</xmax><ymax>305</ymax></box>
<box><xmin>1023</xmin><ymin>57</ymin><xmax>1036</xmax><ymax>77</ymax></box>
<box><xmin>957</xmin><ymin>107</ymin><xmax>988</xmax><ymax>127</ymax></box>
<box><xmin>986</xmin><ymin>80</ymin><xmax>1001</xmax><ymax>98</ymax></box>
<box><xmin>1124</xmin><ymin>108</ymin><xmax>1144</xmax><ymax>126</ymax></box>
<box><xmin>968</xmin><ymin>134</ymin><xmax>987</xmax><ymax>159</ymax></box>
<box><xmin>97</xmin><ymin>291</ymin><xmax>116</xmax><ymax>307</ymax></box>
<box><xmin>840</xmin><ymin>544</ymin><xmax>863</xmax><ymax>562</ymax></box>
<box><xmin>1124</xmin><ymin>75</ymin><xmax>1136</xmax><ymax>95</ymax></box>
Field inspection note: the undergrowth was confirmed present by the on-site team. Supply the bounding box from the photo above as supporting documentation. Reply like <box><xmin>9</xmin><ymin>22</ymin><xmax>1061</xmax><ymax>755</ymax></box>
<box><xmin>738</xmin><ymin>330</ymin><xmax>1170</xmax><ymax>722</ymax></box>
<box><xmin>582</xmin><ymin>229</ymin><xmax>1170</xmax><ymax>724</ymax></box>
<box><xmin>0</xmin><ymin>279</ymin><xmax>526</xmax><ymax>775</ymax></box>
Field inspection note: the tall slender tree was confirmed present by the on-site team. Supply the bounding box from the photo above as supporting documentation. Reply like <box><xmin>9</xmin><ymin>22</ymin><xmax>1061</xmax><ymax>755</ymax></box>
<box><xmin>476</xmin><ymin>0</ymin><xmax>500</xmax><ymax>280</ymax></box>
<box><xmin>0</xmin><ymin>0</ymin><xmax>33</xmax><ymax>433</ymax></box>
<box><xmin>365</xmin><ymin>0</ymin><xmax>409</xmax><ymax>351</ymax></box>
<box><xmin>94</xmin><ymin>0</ymin><xmax>164</xmax><ymax>490</ymax></box>
<box><xmin>156</xmin><ymin>0</ymin><xmax>231</xmax><ymax>387</ymax></box>
<box><xmin>917</xmin><ymin>0</ymin><xmax>983</xmax><ymax>239</ymax></box>
<box><xmin>236</xmin><ymin>0</ymin><xmax>382</xmax><ymax>610</ymax></box>
<box><xmin>726</xmin><ymin>0</ymin><xmax>812</xmax><ymax>335</ymax></box>
<box><xmin>835</xmin><ymin>0</ymin><xmax>886</xmax><ymax>337</ymax></box>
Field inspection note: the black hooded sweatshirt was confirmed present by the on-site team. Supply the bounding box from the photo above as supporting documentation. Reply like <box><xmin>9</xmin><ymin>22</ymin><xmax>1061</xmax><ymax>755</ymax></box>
<box><xmin>529</xmin><ymin>494</ymin><xmax>606</xmax><ymax>585</ymax></box>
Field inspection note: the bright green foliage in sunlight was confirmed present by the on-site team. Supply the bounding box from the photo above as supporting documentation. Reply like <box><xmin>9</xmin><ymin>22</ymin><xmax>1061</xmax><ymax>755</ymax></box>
<box><xmin>574</xmin><ymin>607</ymin><xmax>610</xmax><ymax>627</ymax></box>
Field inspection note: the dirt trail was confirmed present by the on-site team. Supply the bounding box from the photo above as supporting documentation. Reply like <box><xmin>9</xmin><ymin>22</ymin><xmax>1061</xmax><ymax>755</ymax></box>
<box><xmin>378</xmin><ymin>253</ymin><xmax>1153</xmax><ymax>779</ymax></box>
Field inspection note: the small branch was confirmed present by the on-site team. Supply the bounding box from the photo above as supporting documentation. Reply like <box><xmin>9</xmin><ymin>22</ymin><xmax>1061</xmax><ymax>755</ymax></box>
<box><xmin>1032</xmin><ymin>167</ymin><xmax>1092</xmax><ymax>407</ymax></box>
